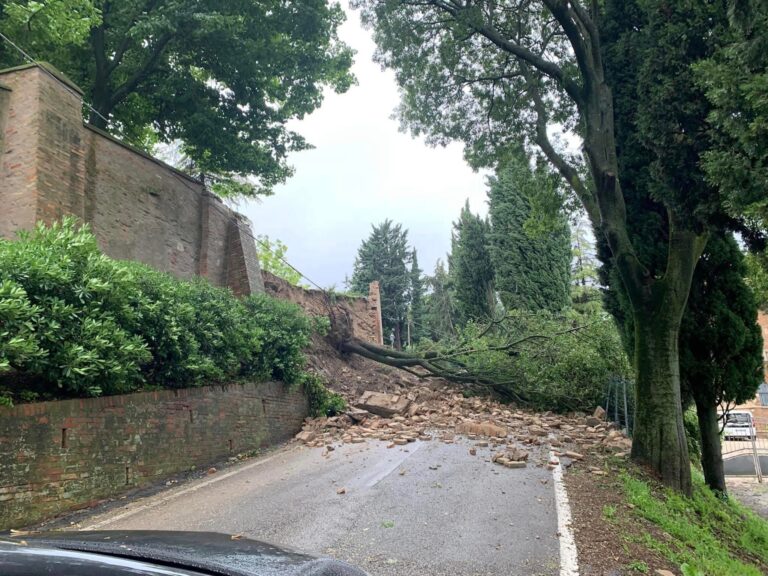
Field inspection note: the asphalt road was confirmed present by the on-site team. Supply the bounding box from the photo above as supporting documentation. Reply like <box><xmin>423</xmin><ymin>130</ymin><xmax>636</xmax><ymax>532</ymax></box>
<box><xmin>78</xmin><ymin>438</ymin><xmax>560</xmax><ymax>576</ymax></box>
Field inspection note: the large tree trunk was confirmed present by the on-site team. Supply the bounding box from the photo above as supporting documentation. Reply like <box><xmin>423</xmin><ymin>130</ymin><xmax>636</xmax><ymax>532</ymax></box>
<box><xmin>695</xmin><ymin>396</ymin><xmax>727</xmax><ymax>494</ymax></box>
<box><xmin>631</xmin><ymin>308</ymin><xmax>692</xmax><ymax>496</ymax></box>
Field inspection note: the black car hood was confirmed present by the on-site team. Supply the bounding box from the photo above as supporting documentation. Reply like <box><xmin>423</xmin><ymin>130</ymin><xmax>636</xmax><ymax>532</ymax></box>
<box><xmin>0</xmin><ymin>530</ymin><xmax>368</xmax><ymax>576</ymax></box>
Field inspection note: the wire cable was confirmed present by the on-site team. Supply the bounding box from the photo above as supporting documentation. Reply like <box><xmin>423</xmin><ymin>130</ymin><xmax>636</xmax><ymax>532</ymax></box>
<box><xmin>0</xmin><ymin>31</ymin><xmax>112</xmax><ymax>127</ymax></box>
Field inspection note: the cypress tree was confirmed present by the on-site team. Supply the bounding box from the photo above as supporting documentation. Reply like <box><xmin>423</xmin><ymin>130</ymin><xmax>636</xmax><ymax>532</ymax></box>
<box><xmin>680</xmin><ymin>233</ymin><xmax>764</xmax><ymax>493</ymax></box>
<box><xmin>409</xmin><ymin>249</ymin><xmax>426</xmax><ymax>345</ymax></box>
<box><xmin>351</xmin><ymin>220</ymin><xmax>412</xmax><ymax>349</ymax></box>
<box><xmin>451</xmin><ymin>201</ymin><xmax>495</xmax><ymax>322</ymax></box>
<box><xmin>425</xmin><ymin>259</ymin><xmax>458</xmax><ymax>341</ymax></box>
<box><xmin>487</xmin><ymin>157</ymin><xmax>571</xmax><ymax>312</ymax></box>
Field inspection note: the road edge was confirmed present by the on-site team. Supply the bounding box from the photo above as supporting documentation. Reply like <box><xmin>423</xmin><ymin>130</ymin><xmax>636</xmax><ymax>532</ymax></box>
<box><xmin>81</xmin><ymin>445</ymin><xmax>301</xmax><ymax>530</ymax></box>
<box><xmin>549</xmin><ymin>450</ymin><xmax>579</xmax><ymax>576</ymax></box>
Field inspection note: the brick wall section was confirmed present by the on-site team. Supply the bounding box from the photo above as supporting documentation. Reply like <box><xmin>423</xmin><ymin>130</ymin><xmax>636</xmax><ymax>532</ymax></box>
<box><xmin>0</xmin><ymin>67</ymin><xmax>40</xmax><ymax>238</ymax></box>
<box><xmin>758</xmin><ymin>311</ymin><xmax>768</xmax><ymax>381</ymax></box>
<box><xmin>0</xmin><ymin>64</ymin><xmax>264</xmax><ymax>295</ymax></box>
<box><xmin>0</xmin><ymin>381</ymin><xmax>308</xmax><ymax>530</ymax></box>
<box><xmin>261</xmin><ymin>271</ymin><xmax>380</xmax><ymax>343</ymax></box>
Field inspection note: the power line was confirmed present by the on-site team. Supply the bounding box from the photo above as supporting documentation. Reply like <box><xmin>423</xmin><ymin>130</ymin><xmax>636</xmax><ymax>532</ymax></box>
<box><xmin>0</xmin><ymin>31</ymin><xmax>112</xmax><ymax>126</ymax></box>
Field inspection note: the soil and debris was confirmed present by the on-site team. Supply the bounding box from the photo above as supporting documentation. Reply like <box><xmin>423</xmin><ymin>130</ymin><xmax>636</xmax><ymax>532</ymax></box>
<box><xmin>294</xmin><ymin>371</ymin><xmax>633</xmax><ymax>474</ymax></box>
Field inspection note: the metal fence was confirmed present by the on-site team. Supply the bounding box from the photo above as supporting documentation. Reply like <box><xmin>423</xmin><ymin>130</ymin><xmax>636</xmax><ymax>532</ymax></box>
<box><xmin>601</xmin><ymin>378</ymin><xmax>768</xmax><ymax>481</ymax></box>
<box><xmin>603</xmin><ymin>376</ymin><xmax>634</xmax><ymax>436</ymax></box>
<box><xmin>722</xmin><ymin>413</ymin><xmax>768</xmax><ymax>482</ymax></box>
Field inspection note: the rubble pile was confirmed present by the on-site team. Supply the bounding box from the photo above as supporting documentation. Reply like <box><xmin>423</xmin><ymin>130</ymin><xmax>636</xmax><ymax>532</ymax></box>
<box><xmin>294</xmin><ymin>385</ymin><xmax>632</xmax><ymax>469</ymax></box>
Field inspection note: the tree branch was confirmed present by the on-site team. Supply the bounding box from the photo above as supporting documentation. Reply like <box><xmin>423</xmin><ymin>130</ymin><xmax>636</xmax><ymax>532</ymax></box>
<box><xmin>425</xmin><ymin>0</ymin><xmax>585</xmax><ymax>107</ymax></box>
<box><xmin>107</xmin><ymin>0</ymin><xmax>164</xmax><ymax>76</ymax></box>
<box><xmin>521</xmin><ymin>66</ymin><xmax>600</xmax><ymax>225</ymax></box>
<box><xmin>109</xmin><ymin>32</ymin><xmax>174</xmax><ymax>108</ymax></box>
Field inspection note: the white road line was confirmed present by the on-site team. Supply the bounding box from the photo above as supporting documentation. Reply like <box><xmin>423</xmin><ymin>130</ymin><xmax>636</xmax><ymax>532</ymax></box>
<box><xmin>364</xmin><ymin>441</ymin><xmax>423</xmax><ymax>488</ymax></box>
<box><xmin>549</xmin><ymin>450</ymin><xmax>579</xmax><ymax>576</ymax></box>
<box><xmin>81</xmin><ymin>446</ymin><xmax>300</xmax><ymax>530</ymax></box>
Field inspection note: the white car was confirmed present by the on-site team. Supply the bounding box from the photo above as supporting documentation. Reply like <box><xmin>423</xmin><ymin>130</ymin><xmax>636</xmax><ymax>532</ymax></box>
<box><xmin>722</xmin><ymin>410</ymin><xmax>758</xmax><ymax>441</ymax></box>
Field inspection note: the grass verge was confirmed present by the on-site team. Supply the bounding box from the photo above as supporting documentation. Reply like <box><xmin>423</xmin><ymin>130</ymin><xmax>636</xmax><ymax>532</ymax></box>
<box><xmin>621</xmin><ymin>468</ymin><xmax>768</xmax><ymax>576</ymax></box>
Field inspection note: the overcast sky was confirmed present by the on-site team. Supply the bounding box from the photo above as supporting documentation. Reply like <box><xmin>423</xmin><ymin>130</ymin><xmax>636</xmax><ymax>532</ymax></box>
<box><xmin>239</xmin><ymin>3</ymin><xmax>489</xmax><ymax>289</ymax></box>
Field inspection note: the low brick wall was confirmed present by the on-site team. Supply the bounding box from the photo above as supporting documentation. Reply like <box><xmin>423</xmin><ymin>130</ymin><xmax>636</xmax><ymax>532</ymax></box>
<box><xmin>0</xmin><ymin>382</ymin><xmax>307</xmax><ymax>529</ymax></box>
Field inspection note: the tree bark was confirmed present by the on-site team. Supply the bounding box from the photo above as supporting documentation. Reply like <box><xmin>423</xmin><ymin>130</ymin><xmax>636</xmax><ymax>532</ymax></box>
<box><xmin>695</xmin><ymin>395</ymin><xmax>727</xmax><ymax>494</ymax></box>
<box><xmin>630</xmin><ymin>304</ymin><xmax>692</xmax><ymax>495</ymax></box>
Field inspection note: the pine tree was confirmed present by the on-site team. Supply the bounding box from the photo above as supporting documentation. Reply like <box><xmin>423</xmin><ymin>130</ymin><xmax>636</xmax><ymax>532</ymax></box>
<box><xmin>408</xmin><ymin>249</ymin><xmax>426</xmax><ymax>345</ymax></box>
<box><xmin>450</xmin><ymin>201</ymin><xmax>495</xmax><ymax>322</ymax></box>
<box><xmin>487</xmin><ymin>157</ymin><xmax>571</xmax><ymax>312</ymax></box>
<box><xmin>351</xmin><ymin>220</ymin><xmax>412</xmax><ymax>349</ymax></box>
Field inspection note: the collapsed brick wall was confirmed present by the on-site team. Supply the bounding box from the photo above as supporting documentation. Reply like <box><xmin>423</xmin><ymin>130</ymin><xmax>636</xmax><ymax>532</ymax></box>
<box><xmin>261</xmin><ymin>270</ymin><xmax>383</xmax><ymax>345</ymax></box>
<box><xmin>0</xmin><ymin>381</ymin><xmax>307</xmax><ymax>530</ymax></box>
<box><xmin>0</xmin><ymin>64</ymin><xmax>263</xmax><ymax>294</ymax></box>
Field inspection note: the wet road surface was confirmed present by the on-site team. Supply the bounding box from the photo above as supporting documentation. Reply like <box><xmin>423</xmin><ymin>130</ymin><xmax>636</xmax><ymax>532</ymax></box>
<box><xmin>77</xmin><ymin>437</ymin><xmax>560</xmax><ymax>576</ymax></box>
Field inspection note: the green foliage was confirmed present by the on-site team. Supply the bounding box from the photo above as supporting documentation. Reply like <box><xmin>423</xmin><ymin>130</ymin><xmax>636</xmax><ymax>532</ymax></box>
<box><xmin>0</xmin><ymin>220</ymin><xmax>151</xmax><ymax>399</ymax></box>
<box><xmin>680</xmin><ymin>234</ymin><xmax>764</xmax><ymax>409</ymax></box>
<box><xmin>424</xmin><ymin>259</ymin><xmax>458</xmax><ymax>342</ymax></box>
<box><xmin>427</xmin><ymin>310</ymin><xmax>631</xmax><ymax>412</ymax></box>
<box><xmin>351</xmin><ymin>220</ymin><xmax>412</xmax><ymax>348</ymax></box>
<box><xmin>0</xmin><ymin>219</ymin><xmax>318</xmax><ymax>404</ymax></box>
<box><xmin>0</xmin><ymin>0</ymin><xmax>354</xmax><ymax>198</ymax></box>
<box><xmin>408</xmin><ymin>249</ymin><xmax>426</xmax><ymax>345</ymax></box>
<box><xmin>256</xmin><ymin>235</ymin><xmax>303</xmax><ymax>286</ymax></box>
<box><xmin>622</xmin><ymin>471</ymin><xmax>768</xmax><ymax>575</ymax></box>
<box><xmin>302</xmin><ymin>372</ymin><xmax>346</xmax><ymax>417</ymax></box>
<box><xmin>0</xmin><ymin>1</ymin><xmax>100</xmax><ymax>51</ymax></box>
<box><xmin>487</xmin><ymin>156</ymin><xmax>571</xmax><ymax>313</ymax></box>
<box><xmin>745</xmin><ymin>251</ymin><xmax>768</xmax><ymax>311</ymax></box>
<box><xmin>695</xmin><ymin>0</ymin><xmax>768</xmax><ymax>229</ymax></box>
<box><xmin>571</xmin><ymin>218</ymin><xmax>603</xmax><ymax>314</ymax></box>
<box><xmin>450</xmin><ymin>201</ymin><xmax>494</xmax><ymax>322</ymax></box>
<box><xmin>683</xmin><ymin>408</ymin><xmax>702</xmax><ymax>466</ymax></box>
<box><xmin>626</xmin><ymin>560</ymin><xmax>648</xmax><ymax>573</ymax></box>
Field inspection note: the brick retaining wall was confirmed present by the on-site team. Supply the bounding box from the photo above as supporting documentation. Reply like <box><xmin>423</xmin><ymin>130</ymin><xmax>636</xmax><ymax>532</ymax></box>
<box><xmin>0</xmin><ymin>381</ymin><xmax>307</xmax><ymax>529</ymax></box>
<box><xmin>0</xmin><ymin>63</ymin><xmax>264</xmax><ymax>295</ymax></box>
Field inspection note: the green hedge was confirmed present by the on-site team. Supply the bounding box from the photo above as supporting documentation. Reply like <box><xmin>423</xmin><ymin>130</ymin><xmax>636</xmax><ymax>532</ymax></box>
<box><xmin>0</xmin><ymin>219</ymin><xmax>326</xmax><ymax>405</ymax></box>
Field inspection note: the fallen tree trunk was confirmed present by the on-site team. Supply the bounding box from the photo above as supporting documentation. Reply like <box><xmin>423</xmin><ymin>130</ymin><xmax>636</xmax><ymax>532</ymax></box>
<box><xmin>338</xmin><ymin>338</ymin><xmax>532</xmax><ymax>404</ymax></box>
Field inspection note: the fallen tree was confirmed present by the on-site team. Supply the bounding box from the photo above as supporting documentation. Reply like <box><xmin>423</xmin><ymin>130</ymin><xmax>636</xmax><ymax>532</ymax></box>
<box><xmin>335</xmin><ymin>312</ymin><xmax>630</xmax><ymax>412</ymax></box>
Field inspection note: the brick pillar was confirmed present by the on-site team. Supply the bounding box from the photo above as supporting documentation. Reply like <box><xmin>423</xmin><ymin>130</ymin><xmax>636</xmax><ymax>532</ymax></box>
<box><xmin>0</xmin><ymin>66</ymin><xmax>42</xmax><ymax>239</ymax></box>
<box><xmin>369</xmin><ymin>281</ymin><xmax>384</xmax><ymax>345</ymax></box>
<box><xmin>226</xmin><ymin>215</ymin><xmax>265</xmax><ymax>297</ymax></box>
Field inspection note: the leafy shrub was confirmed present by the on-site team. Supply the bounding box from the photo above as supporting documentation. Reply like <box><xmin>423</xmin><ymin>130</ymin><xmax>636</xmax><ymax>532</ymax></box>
<box><xmin>302</xmin><ymin>372</ymin><xmax>347</xmax><ymax>417</ymax></box>
<box><xmin>0</xmin><ymin>221</ymin><xmax>150</xmax><ymax>399</ymax></box>
<box><xmin>0</xmin><ymin>219</ymin><xmax>323</xmax><ymax>404</ymax></box>
<box><xmin>684</xmin><ymin>408</ymin><xmax>702</xmax><ymax>465</ymax></box>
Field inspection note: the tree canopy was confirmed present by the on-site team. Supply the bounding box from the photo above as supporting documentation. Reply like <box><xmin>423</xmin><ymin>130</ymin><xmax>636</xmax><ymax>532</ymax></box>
<box><xmin>256</xmin><ymin>235</ymin><xmax>303</xmax><ymax>287</ymax></box>
<box><xmin>487</xmin><ymin>155</ymin><xmax>571</xmax><ymax>312</ymax></box>
<box><xmin>0</xmin><ymin>0</ymin><xmax>354</xmax><ymax>197</ymax></box>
